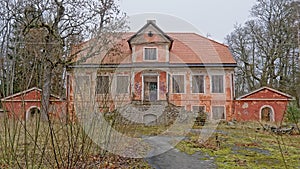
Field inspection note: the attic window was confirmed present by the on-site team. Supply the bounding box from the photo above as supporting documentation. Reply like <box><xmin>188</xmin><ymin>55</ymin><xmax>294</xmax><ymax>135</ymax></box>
<box><xmin>148</xmin><ymin>31</ymin><xmax>153</xmax><ymax>37</ymax></box>
<box><xmin>144</xmin><ymin>48</ymin><xmax>157</xmax><ymax>60</ymax></box>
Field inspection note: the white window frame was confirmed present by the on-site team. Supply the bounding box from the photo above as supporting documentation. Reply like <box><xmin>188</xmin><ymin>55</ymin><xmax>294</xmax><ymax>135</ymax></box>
<box><xmin>211</xmin><ymin>105</ymin><xmax>226</xmax><ymax>120</ymax></box>
<box><xmin>191</xmin><ymin>74</ymin><xmax>205</xmax><ymax>94</ymax></box>
<box><xmin>171</xmin><ymin>74</ymin><xmax>186</xmax><ymax>94</ymax></box>
<box><xmin>143</xmin><ymin>47</ymin><xmax>158</xmax><ymax>61</ymax></box>
<box><xmin>192</xmin><ymin>105</ymin><xmax>206</xmax><ymax>113</ymax></box>
<box><xmin>116</xmin><ymin>75</ymin><xmax>129</xmax><ymax>94</ymax></box>
<box><xmin>211</xmin><ymin>75</ymin><xmax>225</xmax><ymax>94</ymax></box>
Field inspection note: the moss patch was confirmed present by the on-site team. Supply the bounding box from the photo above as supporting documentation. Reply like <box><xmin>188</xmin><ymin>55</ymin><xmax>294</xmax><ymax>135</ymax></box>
<box><xmin>177</xmin><ymin>122</ymin><xmax>300</xmax><ymax>168</ymax></box>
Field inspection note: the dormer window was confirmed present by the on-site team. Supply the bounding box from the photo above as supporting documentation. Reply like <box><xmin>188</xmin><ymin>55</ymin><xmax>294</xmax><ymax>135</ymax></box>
<box><xmin>144</xmin><ymin>48</ymin><xmax>157</xmax><ymax>60</ymax></box>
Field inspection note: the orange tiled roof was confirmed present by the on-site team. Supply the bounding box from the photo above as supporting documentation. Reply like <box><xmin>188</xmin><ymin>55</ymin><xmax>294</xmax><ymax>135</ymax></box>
<box><xmin>168</xmin><ymin>33</ymin><xmax>236</xmax><ymax>64</ymax></box>
<box><xmin>73</xmin><ymin>32</ymin><xmax>236</xmax><ymax>65</ymax></box>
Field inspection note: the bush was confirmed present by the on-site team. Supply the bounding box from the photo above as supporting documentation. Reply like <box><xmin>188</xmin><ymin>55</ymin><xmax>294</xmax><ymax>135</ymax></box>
<box><xmin>285</xmin><ymin>102</ymin><xmax>300</xmax><ymax>123</ymax></box>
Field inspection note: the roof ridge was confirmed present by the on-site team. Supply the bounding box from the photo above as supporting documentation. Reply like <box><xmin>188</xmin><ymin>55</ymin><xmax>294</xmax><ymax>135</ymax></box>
<box><xmin>167</xmin><ymin>32</ymin><xmax>228</xmax><ymax>47</ymax></box>
<box><xmin>236</xmin><ymin>86</ymin><xmax>294</xmax><ymax>100</ymax></box>
<box><xmin>1</xmin><ymin>87</ymin><xmax>41</xmax><ymax>101</ymax></box>
<box><xmin>1</xmin><ymin>87</ymin><xmax>60</xmax><ymax>101</ymax></box>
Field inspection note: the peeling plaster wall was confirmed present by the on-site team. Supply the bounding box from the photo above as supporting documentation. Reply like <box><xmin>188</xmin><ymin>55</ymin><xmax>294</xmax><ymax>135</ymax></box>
<box><xmin>234</xmin><ymin>100</ymin><xmax>288</xmax><ymax>123</ymax></box>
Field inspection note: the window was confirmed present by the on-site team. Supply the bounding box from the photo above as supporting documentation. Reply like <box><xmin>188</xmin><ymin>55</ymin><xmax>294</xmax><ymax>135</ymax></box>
<box><xmin>211</xmin><ymin>75</ymin><xmax>224</xmax><ymax>93</ymax></box>
<box><xmin>116</xmin><ymin>76</ymin><xmax>129</xmax><ymax>94</ymax></box>
<box><xmin>144</xmin><ymin>48</ymin><xmax>157</xmax><ymax>60</ymax></box>
<box><xmin>172</xmin><ymin>75</ymin><xmax>185</xmax><ymax>93</ymax></box>
<box><xmin>75</xmin><ymin>76</ymin><xmax>90</xmax><ymax>95</ymax></box>
<box><xmin>212</xmin><ymin>106</ymin><xmax>225</xmax><ymax>120</ymax></box>
<box><xmin>192</xmin><ymin>75</ymin><xmax>204</xmax><ymax>93</ymax></box>
<box><xmin>192</xmin><ymin>106</ymin><xmax>205</xmax><ymax>113</ymax></box>
<box><xmin>96</xmin><ymin>76</ymin><xmax>109</xmax><ymax>94</ymax></box>
<box><xmin>193</xmin><ymin>106</ymin><xmax>207</xmax><ymax>124</ymax></box>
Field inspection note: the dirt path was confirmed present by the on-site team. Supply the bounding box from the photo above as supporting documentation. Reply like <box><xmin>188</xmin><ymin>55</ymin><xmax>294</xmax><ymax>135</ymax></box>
<box><xmin>142</xmin><ymin>136</ymin><xmax>216</xmax><ymax>169</ymax></box>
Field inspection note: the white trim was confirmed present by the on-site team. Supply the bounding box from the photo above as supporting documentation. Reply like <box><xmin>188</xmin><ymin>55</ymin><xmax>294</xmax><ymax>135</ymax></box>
<box><xmin>26</xmin><ymin>106</ymin><xmax>40</xmax><ymax>121</ymax></box>
<box><xmin>210</xmin><ymin>74</ymin><xmax>225</xmax><ymax>94</ymax></box>
<box><xmin>171</xmin><ymin>74</ymin><xmax>186</xmax><ymax>94</ymax></box>
<box><xmin>142</xmin><ymin>75</ymin><xmax>144</xmax><ymax>101</ymax></box>
<box><xmin>142</xmin><ymin>74</ymin><xmax>159</xmax><ymax>101</ymax></box>
<box><xmin>230</xmin><ymin>73</ymin><xmax>234</xmax><ymax>99</ymax></box>
<box><xmin>166</xmin><ymin>73</ymin><xmax>169</xmax><ymax>96</ymax></box>
<box><xmin>190</xmin><ymin>74</ymin><xmax>205</xmax><ymax>94</ymax></box>
<box><xmin>238</xmin><ymin>98</ymin><xmax>293</xmax><ymax>101</ymax></box>
<box><xmin>1</xmin><ymin>100</ymin><xmax>61</xmax><ymax>102</ymax></box>
<box><xmin>132</xmin><ymin>46</ymin><xmax>136</xmax><ymax>62</ymax></box>
<box><xmin>143</xmin><ymin>47</ymin><xmax>158</xmax><ymax>61</ymax></box>
<box><xmin>157</xmin><ymin>75</ymin><xmax>160</xmax><ymax>100</ymax></box>
<box><xmin>131</xmin><ymin>71</ymin><xmax>134</xmax><ymax>95</ymax></box>
<box><xmin>259</xmin><ymin>105</ymin><xmax>275</xmax><ymax>122</ymax></box>
<box><xmin>166</xmin><ymin>45</ymin><xmax>169</xmax><ymax>62</ymax></box>
<box><xmin>236</xmin><ymin>86</ymin><xmax>295</xmax><ymax>100</ymax></box>
<box><xmin>1</xmin><ymin>87</ymin><xmax>60</xmax><ymax>101</ymax></box>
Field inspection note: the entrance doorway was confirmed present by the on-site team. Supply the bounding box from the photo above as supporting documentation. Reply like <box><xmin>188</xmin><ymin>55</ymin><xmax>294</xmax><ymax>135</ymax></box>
<box><xmin>143</xmin><ymin>75</ymin><xmax>158</xmax><ymax>101</ymax></box>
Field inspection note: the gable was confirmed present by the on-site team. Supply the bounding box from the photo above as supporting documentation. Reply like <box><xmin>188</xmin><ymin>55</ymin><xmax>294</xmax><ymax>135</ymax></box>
<box><xmin>237</xmin><ymin>87</ymin><xmax>294</xmax><ymax>100</ymax></box>
<box><xmin>128</xmin><ymin>20</ymin><xmax>173</xmax><ymax>48</ymax></box>
<box><xmin>1</xmin><ymin>87</ymin><xmax>60</xmax><ymax>101</ymax></box>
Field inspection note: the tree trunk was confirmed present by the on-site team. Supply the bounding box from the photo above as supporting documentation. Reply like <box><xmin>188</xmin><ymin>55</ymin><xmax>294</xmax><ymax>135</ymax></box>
<box><xmin>41</xmin><ymin>63</ymin><xmax>52</xmax><ymax>120</ymax></box>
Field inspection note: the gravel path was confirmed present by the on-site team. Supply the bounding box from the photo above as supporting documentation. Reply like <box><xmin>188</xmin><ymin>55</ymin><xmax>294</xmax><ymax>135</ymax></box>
<box><xmin>142</xmin><ymin>136</ymin><xmax>216</xmax><ymax>169</ymax></box>
<box><xmin>146</xmin><ymin>149</ymin><xmax>216</xmax><ymax>169</ymax></box>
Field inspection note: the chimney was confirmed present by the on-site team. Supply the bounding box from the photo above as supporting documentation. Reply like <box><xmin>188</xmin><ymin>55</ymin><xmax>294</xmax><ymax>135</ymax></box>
<box><xmin>147</xmin><ymin>20</ymin><xmax>156</xmax><ymax>24</ymax></box>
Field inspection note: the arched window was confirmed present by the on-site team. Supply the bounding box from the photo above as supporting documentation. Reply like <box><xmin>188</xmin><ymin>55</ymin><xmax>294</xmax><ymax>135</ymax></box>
<box><xmin>26</xmin><ymin>106</ymin><xmax>41</xmax><ymax>120</ymax></box>
<box><xmin>260</xmin><ymin>106</ymin><xmax>274</xmax><ymax>122</ymax></box>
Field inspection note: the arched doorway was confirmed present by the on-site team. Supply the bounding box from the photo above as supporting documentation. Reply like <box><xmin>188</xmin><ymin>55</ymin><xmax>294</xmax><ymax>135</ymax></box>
<box><xmin>260</xmin><ymin>106</ymin><xmax>274</xmax><ymax>122</ymax></box>
<box><xmin>26</xmin><ymin>107</ymin><xmax>41</xmax><ymax>121</ymax></box>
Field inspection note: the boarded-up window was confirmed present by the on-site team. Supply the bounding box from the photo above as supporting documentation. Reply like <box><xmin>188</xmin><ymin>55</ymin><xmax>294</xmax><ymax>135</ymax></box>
<box><xmin>172</xmin><ymin>75</ymin><xmax>185</xmax><ymax>93</ymax></box>
<box><xmin>212</xmin><ymin>75</ymin><xmax>224</xmax><ymax>93</ymax></box>
<box><xmin>212</xmin><ymin>106</ymin><xmax>225</xmax><ymax>120</ymax></box>
<box><xmin>192</xmin><ymin>75</ymin><xmax>204</xmax><ymax>93</ymax></box>
<box><xmin>116</xmin><ymin>76</ymin><xmax>129</xmax><ymax>94</ymax></box>
<box><xmin>144</xmin><ymin>48</ymin><xmax>157</xmax><ymax>60</ymax></box>
<box><xmin>96</xmin><ymin>76</ymin><xmax>109</xmax><ymax>94</ymax></box>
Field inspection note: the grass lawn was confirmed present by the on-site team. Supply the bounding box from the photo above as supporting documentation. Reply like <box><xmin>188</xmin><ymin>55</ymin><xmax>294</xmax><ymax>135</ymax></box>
<box><xmin>176</xmin><ymin>122</ymin><xmax>300</xmax><ymax>169</ymax></box>
<box><xmin>1</xmin><ymin>113</ymin><xmax>299</xmax><ymax>169</ymax></box>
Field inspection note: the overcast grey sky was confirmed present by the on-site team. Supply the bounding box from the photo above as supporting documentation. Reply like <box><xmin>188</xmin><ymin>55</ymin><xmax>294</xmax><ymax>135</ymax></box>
<box><xmin>119</xmin><ymin>0</ymin><xmax>257</xmax><ymax>43</ymax></box>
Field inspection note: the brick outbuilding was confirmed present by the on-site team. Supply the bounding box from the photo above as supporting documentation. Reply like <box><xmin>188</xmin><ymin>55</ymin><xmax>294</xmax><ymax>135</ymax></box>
<box><xmin>1</xmin><ymin>87</ymin><xmax>66</xmax><ymax>120</ymax></box>
<box><xmin>234</xmin><ymin>87</ymin><xmax>294</xmax><ymax>123</ymax></box>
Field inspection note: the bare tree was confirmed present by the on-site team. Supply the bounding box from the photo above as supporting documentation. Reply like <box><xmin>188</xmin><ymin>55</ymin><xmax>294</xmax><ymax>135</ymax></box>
<box><xmin>0</xmin><ymin>0</ymin><xmax>129</xmax><ymax>168</ymax></box>
<box><xmin>226</xmin><ymin>0</ymin><xmax>300</xmax><ymax>98</ymax></box>
<box><xmin>0</xmin><ymin>0</ymin><xmax>127</xmax><ymax>115</ymax></box>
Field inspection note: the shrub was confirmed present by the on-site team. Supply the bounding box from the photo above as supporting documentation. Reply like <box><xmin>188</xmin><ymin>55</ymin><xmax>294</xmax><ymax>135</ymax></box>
<box><xmin>285</xmin><ymin>102</ymin><xmax>300</xmax><ymax>123</ymax></box>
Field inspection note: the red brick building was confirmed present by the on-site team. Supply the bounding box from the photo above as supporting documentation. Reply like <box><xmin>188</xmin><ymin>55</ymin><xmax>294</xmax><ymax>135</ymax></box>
<box><xmin>234</xmin><ymin>87</ymin><xmax>294</xmax><ymax>123</ymax></box>
<box><xmin>1</xmin><ymin>87</ymin><xmax>66</xmax><ymax>120</ymax></box>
